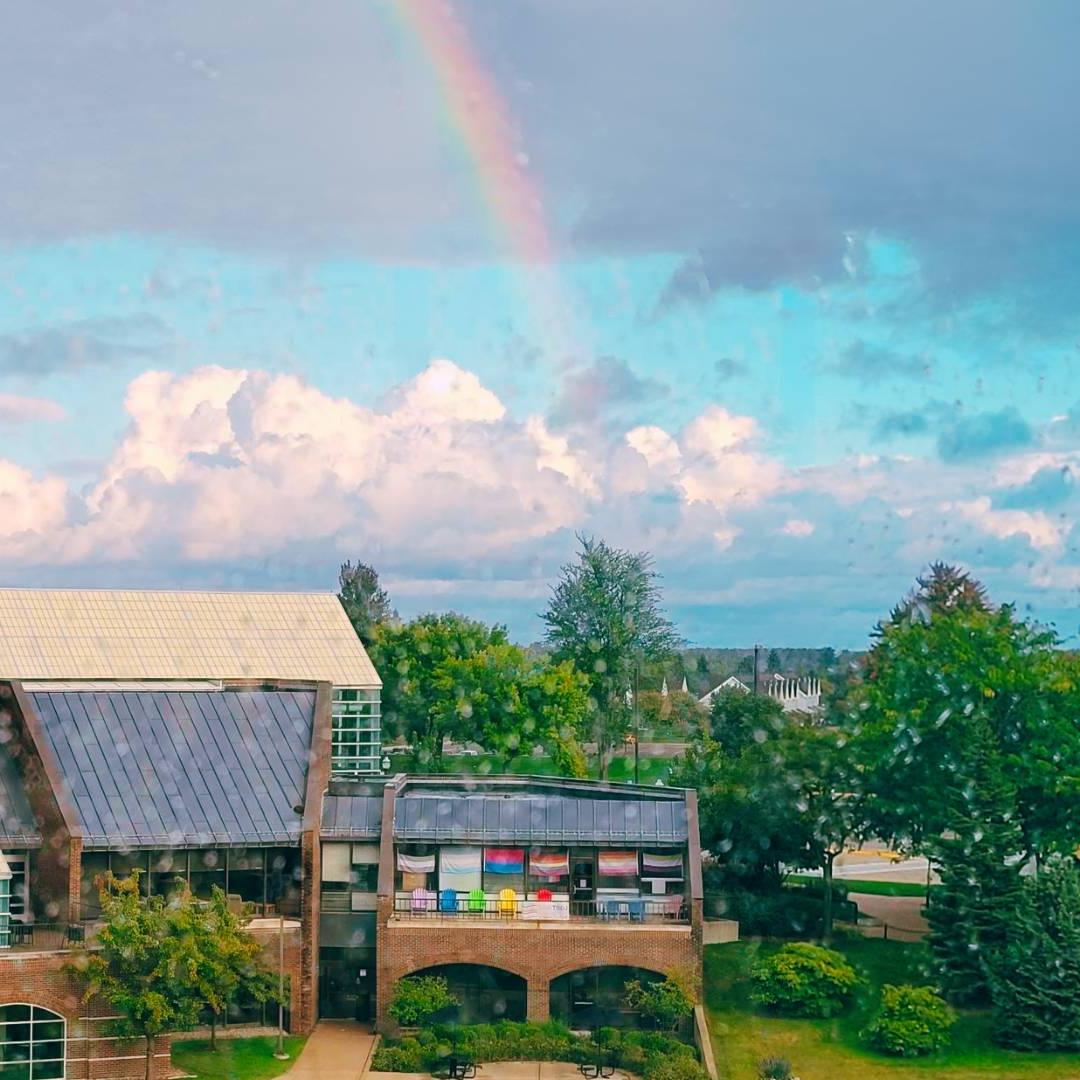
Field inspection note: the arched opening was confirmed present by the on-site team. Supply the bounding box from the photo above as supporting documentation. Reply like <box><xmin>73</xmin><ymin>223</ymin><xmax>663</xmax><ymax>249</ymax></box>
<box><xmin>0</xmin><ymin>1004</ymin><xmax>66</xmax><ymax>1079</ymax></box>
<box><xmin>403</xmin><ymin>965</ymin><xmax>527</xmax><ymax>1024</ymax></box>
<box><xmin>550</xmin><ymin>966</ymin><xmax>664</xmax><ymax>1029</ymax></box>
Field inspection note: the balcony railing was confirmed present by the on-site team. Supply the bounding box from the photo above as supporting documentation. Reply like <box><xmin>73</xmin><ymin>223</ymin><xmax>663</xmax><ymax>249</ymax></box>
<box><xmin>391</xmin><ymin>896</ymin><xmax>687</xmax><ymax>924</ymax></box>
<box><xmin>0</xmin><ymin>921</ymin><xmax>102</xmax><ymax>953</ymax></box>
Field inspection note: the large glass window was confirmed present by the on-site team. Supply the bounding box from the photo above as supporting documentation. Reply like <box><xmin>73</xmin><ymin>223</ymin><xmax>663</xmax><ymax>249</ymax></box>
<box><xmin>189</xmin><ymin>850</ymin><xmax>225</xmax><ymax>899</ymax></box>
<box><xmin>227</xmin><ymin>850</ymin><xmax>265</xmax><ymax>904</ymax></box>
<box><xmin>148</xmin><ymin>850</ymin><xmax>189</xmax><ymax>900</ymax></box>
<box><xmin>330</xmin><ymin>688</ymin><xmax>381</xmax><ymax>777</ymax></box>
<box><xmin>0</xmin><ymin>1004</ymin><xmax>65</xmax><ymax>1079</ymax></box>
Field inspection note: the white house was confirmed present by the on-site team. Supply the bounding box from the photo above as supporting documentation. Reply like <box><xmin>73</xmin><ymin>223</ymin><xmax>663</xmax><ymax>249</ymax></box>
<box><xmin>699</xmin><ymin>672</ymin><xmax>822</xmax><ymax>714</ymax></box>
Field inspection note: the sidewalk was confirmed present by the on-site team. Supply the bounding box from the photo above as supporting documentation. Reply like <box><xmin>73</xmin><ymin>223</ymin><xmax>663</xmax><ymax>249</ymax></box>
<box><xmin>287</xmin><ymin>1021</ymin><xmax>376</xmax><ymax>1080</ymax></box>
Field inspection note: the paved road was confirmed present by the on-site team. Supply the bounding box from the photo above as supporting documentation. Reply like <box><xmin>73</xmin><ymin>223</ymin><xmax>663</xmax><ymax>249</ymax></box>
<box><xmin>288</xmin><ymin>1021</ymin><xmax>376</xmax><ymax>1080</ymax></box>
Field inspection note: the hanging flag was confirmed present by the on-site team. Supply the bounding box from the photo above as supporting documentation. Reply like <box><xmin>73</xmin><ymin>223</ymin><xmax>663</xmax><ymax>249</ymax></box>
<box><xmin>397</xmin><ymin>852</ymin><xmax>435</xmax><ymax>874</ymax></box>
<box><xmin>484</xmin><ymin>848</ymin><xmax>525</xmax><ymax>874</ymax></box>
<box><xmin>643</xmin><ymin>852</ymin><xmax>683</xmax><ymax>872</ymax></box>
<box><xmin>529</xmin><ymin>851</ymin><xmax>569</xmax><ymax>877</ymax></box>
<box><xmin>598</xmin><ymin>851</ymin><xmax>639</xmax><ymax>876</ymax></box>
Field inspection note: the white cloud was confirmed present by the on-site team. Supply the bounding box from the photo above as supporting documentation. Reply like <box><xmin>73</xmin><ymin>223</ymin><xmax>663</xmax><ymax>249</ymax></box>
<box><xmin>781</xmin><ymin>518</ymin><xmax>815</xmax><ymax>537</ymax></box>
<box><xmin>946</xmin><ymin>496</ymin><xmax>1064</xmax><ymax>553</ymax></box>
<box><xmin>0</xmin><ymin>393</ymin><xmax>67</xmax><ymax>424</ymax></box>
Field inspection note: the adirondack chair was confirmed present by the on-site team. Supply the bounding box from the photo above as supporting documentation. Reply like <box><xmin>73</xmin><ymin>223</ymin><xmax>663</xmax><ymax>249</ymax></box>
<box><xmin>537</xmin><ymin>888</ymin><xmax>553</xmax><ymax>902</ymax></box>
<box><xmin>411</xmin><ymin>887</ymin><xmax>434</xmax><ymax>913</ymax></box>
<box><xmin>498</xmin><ymin>887</ymin><xmax>517</xmax><ymax>917</ymax></box>
<box><xmin>439</xmin><ymin>888</ymin><xmax>458</xmax><ymax>913</ymax></box>
<box><xmin>467</xmin><ymin>887</ymin><xmax>486</xmax><ymax>914</ymax></box>
<box><xmin>627</xmin><ymin>898</ymin><xmax>645</xmax><ymax>922</ymax></box>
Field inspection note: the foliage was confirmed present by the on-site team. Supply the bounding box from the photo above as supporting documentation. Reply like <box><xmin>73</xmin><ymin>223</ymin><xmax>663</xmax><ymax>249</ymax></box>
<box><xmin>707</xmin><ymin>688</ymin><xmax>784</xmax><ymax>756</ymax></box>
<box><xmin>714</xmin><ymin>887</ymin><xmax>830</xmax><ymax>938</ymax></box>
<box><xmin>543</xmin><ymin>535</ymin><xmax>679</xmax><ymax>775</ymax></box>
<box><xmin>71</xmin><ymin>872</ymin><xmax>204</xmax><ymax>1080</ymax></box>
<box><xmin>387</xmin><ymin>974</ymin><xmax>459</xmax><ymax>1027</ymax></box>
<box><xmin>849</xmin><ymin>574</ymin><xmax>1080</xmax><ymax>860</ymax></box>
<box><xmin>623</xmin><ymin>971</ymin><xmax>696</xmax><ymax>1031</ymax></box>
<box><xmin>925</xmin><ymin>725</ymin><xmax>1024</xmax><ymax>1005</ymax></box>
<box><xmin>863</xmin><ymin>984</ymin><xmax>956</xmax><ymax>1057</ymax></box>
<box><xmin>884</xmin><ymin>561</ymin><xmax>989</xmax><ymax>628</ymax></box>
<box><xmin>758</xmin><ymin>1058</ymin><xmax>793</xmax><ymax>1080</ymax></box>
<box><xmin>638</xmin><ymin>688</ymin><xmax>705</xmax><ymax>738</ymax></box>
<box><xmin>372</xmin><ymin>1020</ymin><xmax>704</xmax><ymax>1080</ymax></box>
<box><xmin>766</xmin><ymin>649</ymin><xmax>781</xmax><ymax>672</ymax></box>
<box><xmin>337</xmin><ymin>560</ymin><xmax>395</xmax><ymax>646</ymax></box>
<box><xmin>171</xmin><ymin>1036</ymin><xmax>305</xmax><ymax>1080</ymax></box>
<box><xmin>987</xmin><ymin>858</ymin><xmax>1080</xmax><ymax>1051</ymax></box>
<box><xmin>750</xmin><ymin>942</ymin><xmax>861</xmax><ymax>1018</ymax></box>
<box><xmin>372</xmin><ymin>613</ymin><xmax>587</xmax><ymax>771</ymax></box>
<box><xmin>181</xmin><ymin>888</ymin><xmax>279</xmax><ymax>1048</ymax></box>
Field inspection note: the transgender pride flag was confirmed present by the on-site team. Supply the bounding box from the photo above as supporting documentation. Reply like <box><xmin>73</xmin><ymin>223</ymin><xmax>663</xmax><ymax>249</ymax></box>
<box><xmin>484</xmin><ymin>848</ymin><xmax>524</xmax><ymax>874</ymax></box>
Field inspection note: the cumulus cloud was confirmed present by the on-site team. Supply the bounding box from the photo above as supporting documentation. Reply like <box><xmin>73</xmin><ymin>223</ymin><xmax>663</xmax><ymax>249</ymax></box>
<box><xmin>549</xmin><ymin>356</ymin><xmax>664</xmax><ymax>427</ymax></box>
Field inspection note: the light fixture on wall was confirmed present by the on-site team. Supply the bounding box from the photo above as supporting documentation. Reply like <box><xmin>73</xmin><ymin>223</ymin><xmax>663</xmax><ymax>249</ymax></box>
<box><xmin>381</xmin><ymin>754</ymin><xmax>391</xmax><ymax>773</ymax></box>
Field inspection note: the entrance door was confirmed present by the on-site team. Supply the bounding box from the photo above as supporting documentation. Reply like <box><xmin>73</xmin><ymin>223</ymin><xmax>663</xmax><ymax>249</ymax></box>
<box><xmin>319</xmin><ymin>948</ymin><xmax>375</xmax><ymax>1021</ymax></box>
<box><xmin>571</xmin><ymin>851</ymin><xmax>595</xmax><ymax>912</ymax></box>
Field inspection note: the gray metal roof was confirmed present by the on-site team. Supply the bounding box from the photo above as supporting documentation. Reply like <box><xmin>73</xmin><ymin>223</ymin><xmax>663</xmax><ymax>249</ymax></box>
<box><xmin>29</xmin><ymin>689</ymin><xmax>314</xmax><ymax>849</ymax></box>
<box><xmin>0</xmin><ymin>747</ymin><xmax>41</xmax><ymax>848</ymax></box>
<box><xmin>321</xmin><ymin>795</ymin><xmax>383</xmax><ymax>838</ymax></box>
<box><xmin>393</xmin><ymin>794</ymin><xmax>688</xmax><ymax>844</ymax></box>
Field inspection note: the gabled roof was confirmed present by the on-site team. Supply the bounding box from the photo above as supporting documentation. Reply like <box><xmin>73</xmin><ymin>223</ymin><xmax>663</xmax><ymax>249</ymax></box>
<box><xmin>28</xmin><ymin>688</ymin><xmax>315</xmax><ymax>848</ymax></box>
<box><xmin>0</xmin><ymin>589</ymin><xmax>379</xmax><ymax>687</ymax></box>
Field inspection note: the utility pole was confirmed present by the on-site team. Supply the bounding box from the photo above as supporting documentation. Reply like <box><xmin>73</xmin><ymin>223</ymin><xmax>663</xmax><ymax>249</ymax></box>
<box><xmin>633</xmin><ymin>663</ymin><xmax>641</xmax><ymax>786</ymax></box>
<box><xmin>753</xmin><ymin>643</ymin><xmax>761</xmax><ymax>695</ymax></box>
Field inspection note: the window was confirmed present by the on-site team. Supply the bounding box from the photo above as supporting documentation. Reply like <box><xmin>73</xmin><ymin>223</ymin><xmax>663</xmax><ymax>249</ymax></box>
<box><xmin>189</xmin><ymin>849</ymin><xmax>225</xmax><ymax>899</ymax></box>
<box><xmin>482</xmin><ymin>848</ymin><xmax>525</xmax><ymax>896</ymax></box>
<box><xmin>0</xmin><ymin>877</ymin><xmax>9</xmax><ymax>949</ymax></box>
<box><xmin>227</xmin><ymin>850</ymin><xmax>265</xmax><ymax>904</ymax></box>
<box><xmin>330</xmin><ymin>688</ymin><xmax>382</xmax><ymax>777</ymax></box>
<box><xmin>3</xmin><ymin>855</ymin><xmax>28</xmax><ymax>921</ymax></box>
<box><xmin>80</xmin><ymin>854</ymin><xmax>111</xmax><ymax>920</ymax></box>
<box><xmin>0</xmin><ymin>1004</ymin><xmax>65</xmax><ymax>1080</ymax></box>
<box><xmin>527</xmin><ymin>849</ymin><xmax>570</xmax><ymax>893</ymax></box>
<box><xmin>395</xmin><ymin>845</ymin><xmax>435</xmax><ymax>892</ymax></box>
<box><xmin>148</xmin><ymin>850</ymin><xmax>188</xmax><ymax>899</ymax></box>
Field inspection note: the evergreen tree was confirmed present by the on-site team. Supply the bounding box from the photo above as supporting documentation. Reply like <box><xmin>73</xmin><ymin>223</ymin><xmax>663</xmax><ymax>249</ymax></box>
<box><xmin>338</xmin><ymin>560</ymin><xmax>396</xmax><ymax>647</ymax></box>
<box><xmin>696</xmin><ymin>653</ymin><xmax>710</xmax><ymax>679</ymax></box>
<box><xmin>766</xmin><ymin>648</ymin><xmax>782</xmax><ymax>672</ymax></box>
<box><xmin>926</xmin><ymin>727</ymin><xmax>1024</xmax><ymax>1005</ymax></box>
<box><xmin>988</xmin><ymin>859</ymin><xmax>1080</xmax><ymax>1051</ymax></box>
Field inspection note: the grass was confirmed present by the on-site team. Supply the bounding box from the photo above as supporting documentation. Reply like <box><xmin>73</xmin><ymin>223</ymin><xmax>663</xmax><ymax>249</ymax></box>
<box><xmin>171</xmin><ymin>1035</ymin><xmax>307</xmax><ymax>1080</ymax></box>
<box><xmin>705</xmin><ymin>938</ymin><xmax>1080</xmax><ymax>1079</ymax></box>
<box><xmin>786</xmin><ymin>874</ymin><xmax>933</xmax><ymax>898</ymax></box>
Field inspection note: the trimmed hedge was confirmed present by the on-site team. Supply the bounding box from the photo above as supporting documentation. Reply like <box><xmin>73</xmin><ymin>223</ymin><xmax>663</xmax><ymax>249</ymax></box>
<box><xmin>371</xmin><ymin>1020</ymin><xmax>708</xmax><ymax>1080</ymax></box>
<box><xmin>750</xmin><ymin>943</ymin><xmax>862</xmax><ymax>1018</ymax></box>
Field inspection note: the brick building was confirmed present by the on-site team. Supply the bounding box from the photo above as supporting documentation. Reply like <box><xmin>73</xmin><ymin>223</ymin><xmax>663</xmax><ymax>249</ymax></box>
<box><xmin>0</xmin><ymin>588</ymin><xmax>709</xmax><ymax>1076</ymax></box>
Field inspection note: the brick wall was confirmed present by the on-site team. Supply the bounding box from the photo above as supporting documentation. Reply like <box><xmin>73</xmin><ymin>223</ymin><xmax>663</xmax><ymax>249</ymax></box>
<box><xmin>249</xmin><ymin>922</ymin><xmax>303</xmax><ymax>1031</ymax></box>
<box><xmin>375</xmin><ymin>900</ymin><xmax>700</xmax><ymax>1032</ymax></box>
<box><xmin>0</xmin><ymin>953</ymin><xmax>171</xmax><ymax>1080</ymax></box>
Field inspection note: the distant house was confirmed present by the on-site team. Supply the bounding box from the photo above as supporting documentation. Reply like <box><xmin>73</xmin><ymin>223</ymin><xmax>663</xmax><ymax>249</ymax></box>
<box><xmin>699</xmin><ymin>671</ymin><xmax>822</xmax><ymax>714</ymax></box>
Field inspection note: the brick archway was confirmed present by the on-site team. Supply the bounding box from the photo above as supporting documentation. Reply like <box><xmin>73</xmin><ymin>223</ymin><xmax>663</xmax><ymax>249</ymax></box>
<box><xmin>545</xmin><ymin>958</ymin><xmax>669</xmax><ymax>984</ymax></box>
<box><xmin>395</xmin><ymin>954</ymin><xmax>533</xmax><ymax>985</ymax></box>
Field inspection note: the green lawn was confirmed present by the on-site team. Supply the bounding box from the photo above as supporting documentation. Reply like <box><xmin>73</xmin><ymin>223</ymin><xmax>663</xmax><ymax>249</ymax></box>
<box><xmin>172</xmin><ymin>1035</ymin><xmax>306</xmax><ymax>1080</ymax></box>
<box><xmin>706</xmin><ymin>938</ymin><xmax>1080</xmax><ymax>1079</ymax></box>
<box><xmin>786</xmin><ymin>874</ymin><xmax>933</xmax><ymax>898</ymax></box>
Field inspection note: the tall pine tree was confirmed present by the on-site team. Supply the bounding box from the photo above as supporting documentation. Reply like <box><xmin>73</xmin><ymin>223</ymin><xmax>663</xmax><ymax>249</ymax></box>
<box><xmin>926</xmin><ymin>725</ymin><xmax>1024</xmax><ymax>1005</ymax></box>
<box><xmin>988</xmin><ymin>859</ymin><xmax>1080</xmax><ymax>1050</ymax></box>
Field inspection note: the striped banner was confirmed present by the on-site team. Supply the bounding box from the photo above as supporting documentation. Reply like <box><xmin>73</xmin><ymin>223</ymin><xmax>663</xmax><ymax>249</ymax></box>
<box><xmin>529</xmin><ymin>852</ymin><xmax>569</xmax><ymax>877</ymax></box>
<box><xmin>642</xmin><ymin>852</ymin><xmax>683</xmax><ymax>872</ymax></box>
<box><xmin>598</xmin><ymin>851</ymin><xmax>639</xmax><ymax>876</ymax></box>
<box><xmin>484</xmin><ymin>848</ymin><xmax>525</xmax><ymax>874</ymax></box>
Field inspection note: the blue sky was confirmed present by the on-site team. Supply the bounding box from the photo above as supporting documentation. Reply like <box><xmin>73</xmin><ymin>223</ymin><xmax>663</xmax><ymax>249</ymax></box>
<box><xmin>1</xmin><ymin>2</ymin><xmax>1079</xmax><ymax>649</ymax></box>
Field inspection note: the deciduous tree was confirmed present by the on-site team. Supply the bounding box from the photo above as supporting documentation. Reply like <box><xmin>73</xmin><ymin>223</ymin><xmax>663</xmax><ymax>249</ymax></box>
<box><xmin>543</xmin><ymin>536</ymin><xmax>679</xmax><ymax>776</ymax></box>
<box><xmin>338</xmin><ymin>561</ymin><xmax>396</xmax><ymax>646</ymax></box>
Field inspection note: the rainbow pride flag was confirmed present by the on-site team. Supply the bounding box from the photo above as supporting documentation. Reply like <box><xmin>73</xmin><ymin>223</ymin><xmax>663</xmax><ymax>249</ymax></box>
<box><xmin>484</xmin><ymin>848</ymin><xmax>524</xmax><ymax>874</ymax></box>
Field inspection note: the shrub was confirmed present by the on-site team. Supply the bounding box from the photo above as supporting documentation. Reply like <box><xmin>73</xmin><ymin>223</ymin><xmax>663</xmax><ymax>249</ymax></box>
<box><xmin>864</xmin><ymin>984</ymin><xmax>955</xmax><ymax>1057</ymax></box>
<box><xmin>387</xmin><ymin>974</ymin><xmax>458</xmax><ymax>1027</ymax></box>
<box><xmin>645</xmin><ymin>1056</ymin><xmax>710</xmax><ymax>1080</ymax></box>
<box><xmin>371</xmin><ymin>1037</ymin><xmax>426</xmax><ymax>1072</ymax></box>
<box><xmin>758</xmin><ymin>1058</ymin><xmax>793</xmax><ymax>1080</ymax></box>
<box><xmin>624</xmin><ymin>971</ymin><xmax>696</xmax><ymax>1031</ymax></box>
<box><xmin>750</xmin><ymin>943</ymin><xmax>861</xmax><ymax>1018</ymax></box>
<box><xmin>722</xmin><ymin>889</ymin><xmax>825</xmax><ymax>937</ymax></box>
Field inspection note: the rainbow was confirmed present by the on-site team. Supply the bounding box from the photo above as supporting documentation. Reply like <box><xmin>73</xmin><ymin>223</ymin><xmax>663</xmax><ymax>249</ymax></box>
<box><xmin>383</xmin><ymin>0</ymin><xmax>578</xmax><ymax>357</ymax></box>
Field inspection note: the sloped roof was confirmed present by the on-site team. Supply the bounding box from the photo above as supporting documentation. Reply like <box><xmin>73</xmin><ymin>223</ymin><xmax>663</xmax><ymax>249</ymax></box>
<box><xmin>0</xmin><ymin>589</ymin><xmax>379</xmax><ymax>687</ymax></box>
<box><xmin>0</xmin><ymin>749</ymin><xmax>41</xmax><ymax>848</ymax></box>
<box><xmin>321</xmin><ymin>794</ymin><xmax>384</xmax><ymax>839</ymax></box>
<box><xmin>393</xmin><ymin>793</ymin><xmax>688</xmax><ymax>845</ymax></box>
<box><xmin>28</xmin><ymin>689</ymin><xmax>315</xmax><ymax>848</ymax></box>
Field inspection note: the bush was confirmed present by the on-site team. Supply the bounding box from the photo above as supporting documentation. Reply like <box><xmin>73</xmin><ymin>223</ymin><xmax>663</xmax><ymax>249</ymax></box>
<box><xmin>864</xmin><ymin>984</ymin><xmax>956</xmax><ymax>1057</ymax></box>
<box><xmin>721</xmin><ymin>889</ymin><xmax>825</xmax><ymax>937</ymax></box>
<box><xmin>758</xmin><ymin>1058</ymin><xmax>793</xmax><ymax>1080</ymax></box>
<box><xmin>371</xmin><ymin>1020</ymin><xmax>703</xmax><ymax>1077</ymax></box>
<box><xmin>624</xmin><ymin>972</ymin><xmax>696</xmax><ymax>1031</ymax></box>
<box><xmin>387</xmin><ymin>974</ymin><xmax>458</xmax><ymax>1027</ymax></box>
<box><xmin>750</xmin><ymin>943</ymin><xmax>861</xmax><ymax>1018</ymax></box>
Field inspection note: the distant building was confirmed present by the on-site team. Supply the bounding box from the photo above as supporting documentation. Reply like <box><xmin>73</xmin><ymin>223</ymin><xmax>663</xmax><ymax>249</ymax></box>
<box><xmin>699</xmin><ymin>671</ymin><xmax>822</xmax><ymax>714</ymax></box>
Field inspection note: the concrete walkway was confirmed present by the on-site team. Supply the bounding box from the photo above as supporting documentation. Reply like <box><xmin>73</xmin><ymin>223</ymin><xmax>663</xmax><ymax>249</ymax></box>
<box><xmin>287</xmin><ymin>1021</ymin><xmax>376</xmax><ymax>1080</ymax></box>
<box><xmin>854</xmin><ymin>894</ymin><xmax>929</xmax><ymax>938</ymax></box>
<box><xmin>369</xmin><ymin>1065</ymin><xmax>635</xmax><ymax>1080</ymax></box>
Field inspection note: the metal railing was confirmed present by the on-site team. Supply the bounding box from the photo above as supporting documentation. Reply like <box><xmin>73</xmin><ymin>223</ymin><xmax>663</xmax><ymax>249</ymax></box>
<box><xmin>0</xmin><ymin>921</ymin><xmax>102</xmax><ymax>953</ymax></box>
<box><xmin>391</xmin><ymin>896</ymin><xmax>687</xmax><ymax>923</ymax></box>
